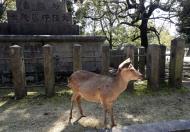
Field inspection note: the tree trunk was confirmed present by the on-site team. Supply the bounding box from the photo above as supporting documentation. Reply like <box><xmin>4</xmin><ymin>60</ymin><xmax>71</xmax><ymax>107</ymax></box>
<box><xmin>140</xmin><ymin>19</ymin><xmax>148</xmax><ymax>50</ymax></box>
<box><xmin>109</xmin><ymin>22</ymin><xmax>113</xmax><ymax>49</ymax></box>
<box><xmin>109</xmin><ymin>34</ymin><xmax>113</xmax><ymax>49</ymax></box>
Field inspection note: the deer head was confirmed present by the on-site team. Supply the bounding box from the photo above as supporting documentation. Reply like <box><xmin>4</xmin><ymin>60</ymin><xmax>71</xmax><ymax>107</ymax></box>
<box><xmin>118</xmin><ymin>58</ymin><xmax>143</xmax><ymax>81</ymax></box>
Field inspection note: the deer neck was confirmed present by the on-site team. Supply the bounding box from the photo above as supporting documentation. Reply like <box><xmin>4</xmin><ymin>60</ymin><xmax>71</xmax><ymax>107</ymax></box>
<box><xmin>112</xmin><ymin>73</ymin><xmax>129</xmax><ymax>97</ymax></box>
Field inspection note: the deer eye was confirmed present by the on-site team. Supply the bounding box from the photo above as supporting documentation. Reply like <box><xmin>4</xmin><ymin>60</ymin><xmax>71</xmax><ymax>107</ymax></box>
<box><xmin>129</xmin><ymin>64</ymin><xmax>134</xmax><ymax>69</ymax></box>
<box><xmin>130</xmin><ymin>68</ymin><xmax>134</xmax><ymax>71</ymax></box>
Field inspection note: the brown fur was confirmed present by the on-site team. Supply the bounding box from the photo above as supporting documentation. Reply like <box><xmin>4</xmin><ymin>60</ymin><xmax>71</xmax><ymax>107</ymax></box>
<box><xmin>68</xmin><ymin>58</ymin><xmax>143</xmax><ymax>127</ymax></box>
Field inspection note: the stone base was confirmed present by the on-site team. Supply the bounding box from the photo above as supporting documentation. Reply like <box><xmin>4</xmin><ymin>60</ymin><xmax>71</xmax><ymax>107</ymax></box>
<box><xmin>0</xmin><ymin>35</ymin><xmax>106</xmax><ymax>72</ymax></box>
<box><xmin>0</xmin><ymin>23</ymin><xmax>79</xmax><ymax>35</ymax></box>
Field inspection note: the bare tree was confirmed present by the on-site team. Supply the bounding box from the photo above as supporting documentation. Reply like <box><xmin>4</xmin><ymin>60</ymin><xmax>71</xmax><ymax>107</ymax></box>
<box><xmin>119</xmin><ymin>0</ymin><xmax>177</xmax><ymax>49</ymax></box>
<box><xmin>75</xmin><ymin>0</ymin><xmax>130</xmax><ymax>49</ymax></box>
<box><xmin>75</xmin><ymin>0</ymin><xmax>178</xmax><ymax>49</ymax></box>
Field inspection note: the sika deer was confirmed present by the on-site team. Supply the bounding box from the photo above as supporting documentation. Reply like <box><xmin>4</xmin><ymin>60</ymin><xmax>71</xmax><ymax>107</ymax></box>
<box><xmin>68</xmin><ymin>58</ymin><xmax>143</xmax><ymax>127</ymax></box>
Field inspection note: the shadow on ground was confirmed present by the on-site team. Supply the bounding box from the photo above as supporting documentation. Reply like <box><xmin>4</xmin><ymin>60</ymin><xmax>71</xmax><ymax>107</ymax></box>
<box><xmin>0</xmin><ymin>84</ymin><xmax>190</xmax><ymax>132</ymax></box>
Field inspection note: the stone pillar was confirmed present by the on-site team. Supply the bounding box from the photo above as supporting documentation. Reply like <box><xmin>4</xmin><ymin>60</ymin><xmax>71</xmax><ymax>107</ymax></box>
<box><xmin>73</xmin><ymin>44</ymin><xmax>82</xmax><ymax>72</ymax></box>
<box><xmin>10</xmin><ymin>45</ymin><xmax>26</xmax><ymax>99</ymax></box>
<box><xmin>43</xmin><ymin>44</ymin><xmax>55</xmax><ymax>97</ymax></box>
<box><xmin>124</xmin><ymin>45</ymin><xmax>135</xmax><ymax>91</ymax></box>
<box><xmin>169</xmin><ymin>38</ymin><xmax>185</xmax><ymax>88</ymax></box>
<box><xmin>147</xmin><ymin>45</ymin><xmax>160</xmax><ymax>90</ymax></box>
<box><xmin>101</xmin><ymin>45</ymin><xmax>110</xmax><ymax>75</ymax></box>
<box><xmin>139</xmin><ymin>47</ymin><xmax>146</xmax><ymax>77</ymax></box>
<box><xmin>159</xmin><ymin>45</ymin><xmax>166</xmax><ymax>83</ymax></box>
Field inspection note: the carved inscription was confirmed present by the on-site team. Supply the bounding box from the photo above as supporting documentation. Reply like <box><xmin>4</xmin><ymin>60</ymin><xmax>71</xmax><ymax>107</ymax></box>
<box><xmin>20</xmin><ymin>13</ymin><xmax>30</xmax><ymax>22</ymax></box>
<box><xmin>16</xmin><ymin>0</ymin><xmax>66</xmax><ymax>11</ymax></box>
<box><xmin>52</xmin><ymin>2</ymin><xmax>61</xmax><ymax>10</ymax></box>
<box><xmin>4</xmin><ymin>0</ymin><xmax>79</xmax><ymax>35</ymax></box>
<box><xmin>8</xmin><ymin>12</ymin><xmax>18</xmax><ymax>22</ymax></box>
<box><xmin>23</xmin><ymin>1</ymin><xmax>30</xmax><ymax>10</ymax></box>
<box><xmin>13</xmin><ymin>0</ymin><xmax>71</xmax><ymax>23</ymax></box>
<box><xmin>41</xmin><ymin>14</ymin><xmax>49</xmax><ymax>23</ymax></box>
<box><xmin>36</xmin><ymin>2</ymin><xmax>46</xmax><ymax>11</ymax></box>
<box><xmin>8</xmin><ymin>11</ymin><xmax>72</xmax><ymax>24</ymax></box>
<box><xmin>32</xmin><ymin>13</ymin><xmax>39</xmax><ymax>22</ymax></box>
<box><xmin>52</xmin><ymin>15</ymin><xmax>60</xmax><ymax>22</ymax></box>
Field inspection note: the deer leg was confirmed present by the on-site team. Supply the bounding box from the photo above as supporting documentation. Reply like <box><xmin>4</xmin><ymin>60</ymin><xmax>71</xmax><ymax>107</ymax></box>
<box><xmin>102</xmin><ymin>102</ymin><xmax>108</xmax><ymax>127</ymax></box>
<box><xmin>76</xmin><ymin>95</ymin><xmax>85</xmax><ymax>116</ymax></box>
<box><xmin>103</xmin><ymin>108</ymin><xmax>108</xmax><ymax>127</ymax></box>
<box><xmin>69</xmin><ymin>94</ymin><xmax>77</xmax><ymax>123</ymax></box>
<box><xmin>75</xmin><ymin>95</ymin><xmax>86</xmax><ymax>122</ymax></box>
<box><xmin>108</xmin><ymin>105</ymin><xmax>116</xmax><ymax>127</ymax></box>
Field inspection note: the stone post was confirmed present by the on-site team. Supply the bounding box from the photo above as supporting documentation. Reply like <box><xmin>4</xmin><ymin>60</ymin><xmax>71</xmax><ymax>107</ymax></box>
<box><xmin>159</xmin><ymin>45</ymin><xmax>166</xmax><ymax>83</ymax></box>
<box><xmin>139</xmin><ymin>47</ymin><xmax>146</xmax><ymax>77</ymax></box>
<box><xmin>10</xmin><ymin>45</ymin><xmax>26</xmax><ymax>99</ymax></box>
<box><xmin>169</xmin><ymin>38</ymin><xmax>185</xmax><ymax>88</ymax></box>
<box><xmin>147</xmin><ymin>45</ymin><xmax>160</xmax><ymax>90</ymax></box>
<box><xmin>43</xmin><ymin>44</ymin><xmax>55</xmax><ymax>97</ymax></box>
<box><xmin>73</xmin><ymin>44</ymin><xmax>82</xmax><ymax>72</ymax></box>
<box><xmin>124</xmin><ymin>45</ymin><xmax>135</xmax><ymax>91</ymax></box>
<box><xmin>101</xmin><ymin>45</ymin><xmax>110</xmax><ymax>75</ymax></box>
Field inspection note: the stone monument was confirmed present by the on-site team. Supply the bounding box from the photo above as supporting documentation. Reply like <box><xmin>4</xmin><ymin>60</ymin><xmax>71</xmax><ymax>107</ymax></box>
<box><xmin>0</xmin><ymin>0</ymin><xmax>79</xmax><ymax>35</ymax></box>
<box><xmin>0</xmin><ymin>0</ymin><xmax>106</xmax><ymax>86</ymax></box>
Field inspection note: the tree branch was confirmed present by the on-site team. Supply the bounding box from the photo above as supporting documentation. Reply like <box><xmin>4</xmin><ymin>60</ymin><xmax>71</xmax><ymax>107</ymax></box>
<box><xmin>132</xmin><ymin>36</ymin><xmax>140</xmax><ymax>41</ymax></box>
<box><xmin>119</xmin><ymin>21</ymin><xmax>140</xmax><ymax>28</ymax></box>
<box><xmin>148</xmin><ymin>27</ymin><xmax>161</xmax><ymax>44</ymax></box>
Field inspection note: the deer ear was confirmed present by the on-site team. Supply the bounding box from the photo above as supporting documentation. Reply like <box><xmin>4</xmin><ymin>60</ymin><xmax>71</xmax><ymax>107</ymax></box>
<box><xmin>118</xmin><ymin>58</ymin><xmax>131</xmax><ymax>69</ymax></box>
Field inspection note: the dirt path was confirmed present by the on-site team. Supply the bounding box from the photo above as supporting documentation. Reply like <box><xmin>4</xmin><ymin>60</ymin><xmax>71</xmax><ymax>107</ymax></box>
<box><xmin>0</xmin><ymin>86</ymin><xmax>190</xmax><ymax>132</ymax></box>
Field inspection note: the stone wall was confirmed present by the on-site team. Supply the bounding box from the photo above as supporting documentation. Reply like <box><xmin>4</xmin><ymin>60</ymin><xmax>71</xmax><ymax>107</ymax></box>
<box><xmin>0</xmin><ymin>35</ymin><xmax>106</xmax><ymax>86</ymax></box>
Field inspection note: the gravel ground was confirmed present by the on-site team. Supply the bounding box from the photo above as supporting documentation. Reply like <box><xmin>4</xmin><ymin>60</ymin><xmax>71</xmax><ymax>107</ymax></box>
<box><xmin>0</xmin><ymin>83</ymin><xmax>190</xmax><ymax>132</ymax></box>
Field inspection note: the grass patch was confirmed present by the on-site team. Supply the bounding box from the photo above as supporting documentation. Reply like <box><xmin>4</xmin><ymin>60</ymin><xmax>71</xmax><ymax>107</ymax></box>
<box><xmin>134</xmin><ymin>80</ymin><xmax>190</xmax><ymax>96</ymax></box>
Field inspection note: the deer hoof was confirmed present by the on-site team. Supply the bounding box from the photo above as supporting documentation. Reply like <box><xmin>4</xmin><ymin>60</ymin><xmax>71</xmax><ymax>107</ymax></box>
<box><xmin>81</xmin><ymin>115</ymin><xmax>86</xmax><ymax>118</ymax></box>
<box><xmin>111</xmin><ymin>123</ymin><xmax>117</xmax><ymax>128</ymax></box>
<box><xmin>68</xmin><ymin>117</ymin><xmax>72</xmax><ymax>124</ymax></box>
<box><xmin>75</xmin><ymin>115</ymin><xmax>86</xmax><ymax>123</ymax></box>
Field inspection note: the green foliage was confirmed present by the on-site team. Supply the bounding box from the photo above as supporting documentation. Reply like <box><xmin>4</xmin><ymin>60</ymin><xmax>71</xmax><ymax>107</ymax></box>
<box><xmin>75</xmin><ymin>0</ymin><xmax>176</xmax><ymax>48</ymax></box>
<box><xmin>149</xmin><ymin>27</ymin><xmax>174</xmax><ymax>47</ymax></box>
<box><xmin>75</xmin><ymin>0</ymin><xmax>124</xmax><ymax>48</ymax></box>
<box><xmin>125</xmin><ymin>27</ymin><xmax>141</xmax><ymax>46</ymax></box>
<box><xmin>94</xmin><ymin>25</ymin><xmax>142</xmax><ymax>48</ymax></box>
<box><xmin>0</xmin><ymin>0</ymin><xmax>16</xmax><ymax>22</ymax></box>
<box><xmin>67</xmin><ymin>0</ymin><xmax>74</xmax><ymax>14</ymax></box>
<box><xmin>159</xmin><ymin>29</ymin><xmax>174</xmax><ymax>47</ymax></box>
<box><xmin>112</xmin><ymin>26</ymin><xmax>134</xmax><ymax>47</ymax></box>
<box><xmin>178</xmin><ymin>0</ymin><xmax>190</xmax><ymax>42</ymax></box>
<box><xmin>75</xmin><ymin>1</ymin><xmax>92</xmax><ymax>34</ymax></box>
<box><xmin>134</xmin><ymin>81</ymin><xmax>190</xmax><ymax>96</ymax></box>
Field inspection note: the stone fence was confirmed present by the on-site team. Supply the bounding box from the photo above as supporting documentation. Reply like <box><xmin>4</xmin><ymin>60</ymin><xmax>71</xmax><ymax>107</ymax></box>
<box><xmin>0</xmin><ymin>35</ymin><xmax>106</xmax><ymax>87</ymax></box>
<box><xmin>0</xmin><ymin>37</ymin><xmax>186</xmax><ymax>99</ymax></box>
<box><xmin>110</xmin><ymin>38</ymin><xmax>185</xmax><ymax>91</ymax></box>
<box><xmin>6</xmin><ymin>44</ymin><xmax>110</xmax><ymax>99</ymax></box>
